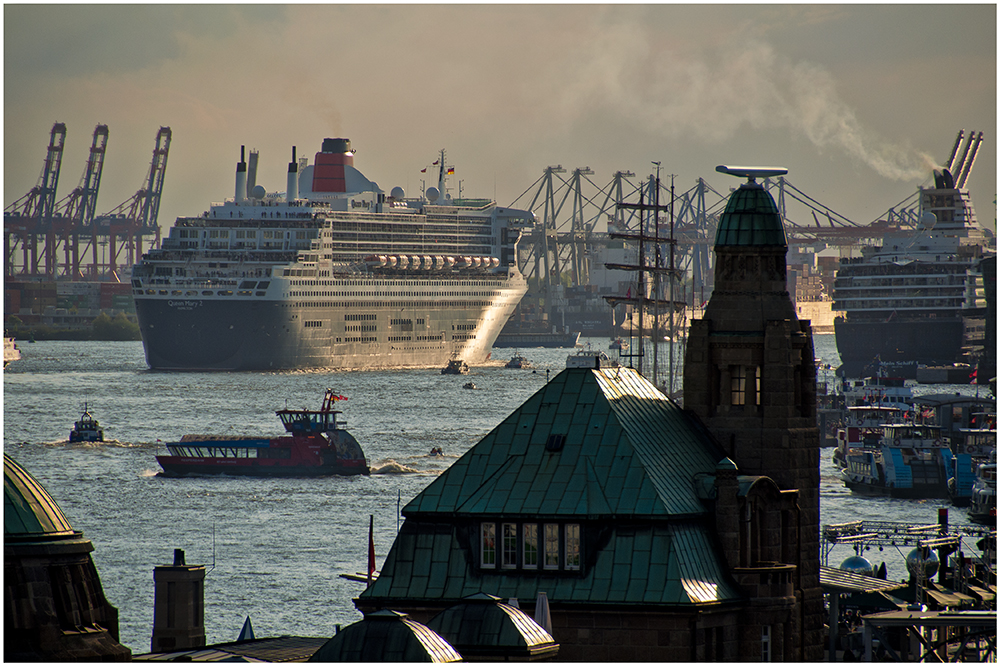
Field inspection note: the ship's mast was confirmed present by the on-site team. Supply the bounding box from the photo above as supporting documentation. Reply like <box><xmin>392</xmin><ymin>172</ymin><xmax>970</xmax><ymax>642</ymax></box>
<box><xmin>437</xmin><ymin>149</ymin><xmax>447</xmax><ymax>200</ymax></box>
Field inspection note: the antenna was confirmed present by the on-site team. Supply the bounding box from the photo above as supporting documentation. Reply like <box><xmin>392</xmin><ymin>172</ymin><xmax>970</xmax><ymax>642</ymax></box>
<box><xmin>207</xmin><ymin>521</ymin><xmax>217</xmax><ymax>575</ymax></box>
<box><xmin>715</xmin><ymin>165</ymin><xmax>788</xmax><ymax>182</ymax></box>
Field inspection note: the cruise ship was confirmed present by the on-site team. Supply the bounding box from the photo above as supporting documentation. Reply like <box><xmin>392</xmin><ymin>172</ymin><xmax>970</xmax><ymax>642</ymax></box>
<box><xmin>131</xmin><ymin>138</ymin><xmax>532</xmax><ymax>370</ymax></box>
<box><xmin>832</xmin><ymin>131</ymin><xmax>993</xmax><ymax>378</ymax></box>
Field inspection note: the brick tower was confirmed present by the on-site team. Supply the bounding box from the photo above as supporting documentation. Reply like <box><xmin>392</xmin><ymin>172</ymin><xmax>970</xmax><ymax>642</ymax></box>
<box><xmin>683</xmin><ymin>166</ymin><xmax>823</xmax><ymax>660</ymax></box>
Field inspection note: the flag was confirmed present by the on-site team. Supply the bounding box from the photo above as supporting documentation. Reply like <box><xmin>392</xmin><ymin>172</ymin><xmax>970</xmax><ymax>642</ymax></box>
<box><xmin>367</xmin><ymin>515</ymin><xmax>376</xmax><ymax>586</ymax></box>
<box><xmin>420</xmin><ymin>167</ymin><xmax>427</xmax><ymax>173</ymax></box>
<box><xmin>970</xmin><ymin>369</ymin><xmax>977</xmax><ymax>384</ymax></box>
<box><xmin>433</xmin><ymin>159</ymin><xmax>439</xmax><ymax>165</ymax></box>
<box><xmin>447</xmin><ymin>167</ymin><xmax>455</xmax><ymax>175</ymax></box>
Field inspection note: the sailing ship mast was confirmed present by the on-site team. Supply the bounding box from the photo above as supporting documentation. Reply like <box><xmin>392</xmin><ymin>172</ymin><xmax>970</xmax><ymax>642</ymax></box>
<box><xmin>603</xmin><ymin>169</ymin><xmax>685</xmax><ymax>389</ymax></box>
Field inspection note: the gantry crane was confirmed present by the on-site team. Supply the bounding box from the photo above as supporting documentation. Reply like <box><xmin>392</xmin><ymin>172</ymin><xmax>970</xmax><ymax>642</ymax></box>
<box><xmin>4</xmin><ymin>122</ymin><xmax>68</xmax><ymax>278</ymax></box>
<box><xmin>93</xmin><ymin>126</ymin><xmax>171</xmax><ymax>280</ymax></box>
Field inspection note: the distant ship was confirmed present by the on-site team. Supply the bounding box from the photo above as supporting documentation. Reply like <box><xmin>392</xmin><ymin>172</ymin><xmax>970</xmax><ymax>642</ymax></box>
<box><xmin>131</xmin><ymin>139</ymin><xmax>532</xmax><ymax>371</ymax></box>
<box><xmin>833</xmin><ymin>131</ymin><xmax>993</xmax><ymax>378</ymax></box>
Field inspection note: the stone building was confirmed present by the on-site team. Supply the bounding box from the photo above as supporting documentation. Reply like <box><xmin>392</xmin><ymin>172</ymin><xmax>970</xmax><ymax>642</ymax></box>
<box><xmin>355</xmin><ymin>166</ymin><xmax>823</xmax><ymax>661</ymax></box>
<box><xmin>684</xmin><ymin>166</ymin><xmax>824</xmax><ymax>659</ymax></box>
<box><xmin>4</xmin><ymin>453</ymin><xmax>131</xmax><ymax>661</ymax></box>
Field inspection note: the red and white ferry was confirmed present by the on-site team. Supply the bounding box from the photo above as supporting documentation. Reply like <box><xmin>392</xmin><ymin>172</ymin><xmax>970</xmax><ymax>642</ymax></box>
<box><xmin>156</xmin><ymin>389</ymin><xmax>369</xmax><ymax>477</ymax></box>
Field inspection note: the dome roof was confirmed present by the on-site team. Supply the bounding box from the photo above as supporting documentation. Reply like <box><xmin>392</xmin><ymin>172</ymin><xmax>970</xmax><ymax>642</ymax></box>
<box><xmin>426</xmin><ymin>593</ymin><xmax>558</xmax><ymax>660</ymax></box>
<box><xmin>309</xmin><ymin>609</ymin><xmax>461</xmax><ymax>662</ymax></box>
<box><xmin>714</xmin><ymin>183</ymin><xmax>787</xmax><ymax>247</ymax></box>
<box><xmin>4</xmin><ymin>453</ymin><xmax>77</xmax><ymax>539</ymax></box>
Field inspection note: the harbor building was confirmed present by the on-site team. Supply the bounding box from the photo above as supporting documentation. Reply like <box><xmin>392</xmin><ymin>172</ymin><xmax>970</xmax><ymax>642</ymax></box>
<box><xmin>354</xmin><ymin>165</ymin><xmax>824</xmax><ymax>660</ymax></box>
<box><xmin>684</xmin><ymin>166</ymin><xmax>824</xmax><ymax>659</ymax></box>
<box><xmin>4</xmin><ymin>453</ymin><xmax>131</xmax><ymax>661</ymax></box>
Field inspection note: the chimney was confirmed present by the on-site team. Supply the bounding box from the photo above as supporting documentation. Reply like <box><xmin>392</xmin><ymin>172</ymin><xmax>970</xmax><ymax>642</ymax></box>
<box><xmin>151</xmin><ymin>548</ymin><xmax>206</xmax><ymax>653</ymax></box>
<box><xmin>287</xmin><ymin>146</ymin><xmax>299</xmax><ymax>203</ymax></box>
<box><xmin>235</xmin><ymin>145</ymin><xmax>247</xmax><ymax>203</ymax></box>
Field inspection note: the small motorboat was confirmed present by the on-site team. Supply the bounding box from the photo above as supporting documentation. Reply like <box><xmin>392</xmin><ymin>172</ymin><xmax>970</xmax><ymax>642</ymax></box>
<box><xmin>504</xmin><ymin>353</ymin><xmax>532</xmax><ymax>369</ymax></box>
<box><xmin>441</xmin><ymin>358</ymin><xmax>470</xmax><ymax>375</ymax></box>
<box><xmin>462</xmin><ymin>382</ymin><xmax>477</xmax><ymax>390</ymax></box>
<box><xmin>69</xmin><ymin>404</ymin><xmax>104</xmax><ymax>443</ymax></box>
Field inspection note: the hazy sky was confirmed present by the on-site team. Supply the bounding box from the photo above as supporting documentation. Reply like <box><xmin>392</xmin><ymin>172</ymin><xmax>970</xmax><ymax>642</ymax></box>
<box><xmin>4</xmin><ymin>4</ymin><xmax>996</xmax><ymax>237</ymax></box>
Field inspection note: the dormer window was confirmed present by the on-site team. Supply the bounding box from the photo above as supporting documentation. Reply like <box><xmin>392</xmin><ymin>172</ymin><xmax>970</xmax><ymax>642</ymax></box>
<box><xmin>479</xmin><ymin>521</ymin><xmax>581</xmax><ymax>572</ymax></box>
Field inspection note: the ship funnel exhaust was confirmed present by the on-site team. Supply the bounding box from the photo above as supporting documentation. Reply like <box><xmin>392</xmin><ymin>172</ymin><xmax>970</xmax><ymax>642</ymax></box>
<box><xmin>312</xmin><ymin>138</ymin><xmax>354</xmax><ymax>193</ymax></box>
<box><xmin>287</xmin><ymin>146</ymin><xmax>298</xmax><ymax>202</ymax></box>
<box><xmin>235</xmin><ymin>145</ymin><xmax>247</xmax><ymax>203</ymax></box>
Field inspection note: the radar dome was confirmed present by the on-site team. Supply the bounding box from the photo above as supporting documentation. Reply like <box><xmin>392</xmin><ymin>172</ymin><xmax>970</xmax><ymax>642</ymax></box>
<box><xmin>919</xmin><ymin>211</ymin><xmax>937</xmax><ymax>229</ymax></box>
<box><xmin>390</xmin><ymin>186</ymin><xmax>405</xmax><ymax>199</ymax></box>
<box><xmin>425</xmin><ymin>187</ymin><xmax>439</xmax><ymax>203</ymax></box>
<box><xmin>905</xmin><ymin>547</ymin><xmax>939</xmax><ymax>579</ymax></box>
<box><xmin>839</xmin><ymin>555</ymin><xmax>875</xmax><ymax>576</ymax></box>
<box><xmin>251</xmin><ymin>185</ymin><xmax>267</xmax><ymax>200</ymax></box>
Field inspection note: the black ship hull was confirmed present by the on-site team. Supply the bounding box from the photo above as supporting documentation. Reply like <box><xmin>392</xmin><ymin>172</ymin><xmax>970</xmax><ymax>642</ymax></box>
<box><xmin>135</xmin><ymin>296</ymin><xmax>507</xmax><ymax>371</ymax></box>
<box><xmin>492</xmin><ymin>331</ymin><xmax>581</xmax><ymax>349</ymax></box>
<box><xmin>834</xmin><ymin>317</ymin><xmax>964</xmax><ymax>379</ymax></box>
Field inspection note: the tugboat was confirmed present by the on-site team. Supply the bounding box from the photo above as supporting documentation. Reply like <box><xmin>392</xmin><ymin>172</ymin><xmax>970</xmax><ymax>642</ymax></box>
<box><xmin>69</xmin><ymin>404</ymin><xmax>104</xmax><ymax>443</ymax></box>
<box><xmin>155</xmin><ymin>389</ymin><xmax>369</xmax><ymax>477</ymax></box>
<box><xmin>441</xmin><ymin>358</ymin><xmax>470</xmax><ymax>375</ymax></box>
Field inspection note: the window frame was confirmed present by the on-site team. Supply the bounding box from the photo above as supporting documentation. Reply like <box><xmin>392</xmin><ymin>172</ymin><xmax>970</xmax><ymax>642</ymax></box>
<box><xmin>481</xmin><ymin>522</ymin><xmax>497</xmax><ymax>568</ymax></box>
<box><xmin>522</xmin><ymin>523</ymin><xmax>539</xmax><ymax>569</ymax></box>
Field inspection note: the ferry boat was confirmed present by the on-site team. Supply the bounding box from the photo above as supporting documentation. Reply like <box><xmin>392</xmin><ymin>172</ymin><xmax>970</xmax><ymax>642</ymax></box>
<box><xmin>131</xmin><ymin>138</ymin><xmax>532</xmax><ymax>371</ymax></box>
<box><xmin>69</xmin><ymin>404</ymin><xmax>104</xmax><ymax>443</ymax></box>
<box><xmin>831</xmin><ymin>405</ymin><xmax>904</xmax><ymax>470</ymax></box>
<box><xmin>841</xmin><ymin>422</ymin><xmax>951</xmax><ymax>498</ymax></box>
<box><xmin>832</xmin><ymin>131</ymin><xmax>992</xmax><ymax>379</ymax></box>
<box><xmin>155</xmin><ymin>389</ymin><xmax>368</xmax><ymax>477</ymax></box>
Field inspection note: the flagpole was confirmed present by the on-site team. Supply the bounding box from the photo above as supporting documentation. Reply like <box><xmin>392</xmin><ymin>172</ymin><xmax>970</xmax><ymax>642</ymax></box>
<box><xmin>367</xmin><ymin>515</ymin><xmax>375</xmax><ymax>587</ymax></box>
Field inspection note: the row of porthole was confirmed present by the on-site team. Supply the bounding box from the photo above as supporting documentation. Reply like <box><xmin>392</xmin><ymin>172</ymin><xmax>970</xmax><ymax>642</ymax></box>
<box><xmin>140</xmin><ymin>289</ymin><xmax>267</xmax><ymax>297</ymax></box>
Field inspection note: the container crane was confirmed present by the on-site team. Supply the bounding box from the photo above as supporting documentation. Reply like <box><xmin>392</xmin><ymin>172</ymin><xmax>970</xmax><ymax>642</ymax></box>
<box><xmin>54</xmin><ymin>124</ymin><xmax>110</xmax><ymax>279</ymax></box>
<box><xmin>4</xmin><ymin>122</ymin><xmax>67</xmax><ymax>278</ymax></box>
<box><xmin>93</xmin><ymin>126</ymin><xmax>171</xmax><ymax>280</ymax></box>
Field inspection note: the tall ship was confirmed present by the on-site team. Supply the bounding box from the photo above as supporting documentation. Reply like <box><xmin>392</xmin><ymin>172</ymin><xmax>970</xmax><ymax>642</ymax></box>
<box><xmin>832</xmin><ymin>131</ymin><xmax>993</xmax><ymax>378</ymax></box>
<box><xmin>131</xmin><ymin>138</ymin><xmax>532</xmax><ymax>370</ymax></box>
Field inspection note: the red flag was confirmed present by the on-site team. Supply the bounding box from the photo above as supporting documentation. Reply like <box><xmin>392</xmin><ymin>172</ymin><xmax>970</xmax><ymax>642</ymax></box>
<box><xmin>970</xmin><ymin>369</ymin><xmax>978</xmax><ymax>384</ymax></box>
<box><xmin>433</xmin><ymin>160</ymin><xmax>439</xmax><ymax>165</ymax></box>
<box><xmin>367</xmin><ymin>515</ymin><xmax>375</xmax><ymax>586</ymax></box>
<box><xmin>420</xmin><ymin>167</ymin><xmax>427</xmax><ymax>173</ymax></box>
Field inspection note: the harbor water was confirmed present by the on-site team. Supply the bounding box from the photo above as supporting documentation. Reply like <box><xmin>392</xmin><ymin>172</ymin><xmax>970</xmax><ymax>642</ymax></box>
<box><xmin>2</xmin><ymin>334</ymin><xmax>991</xmax><ymax>653</ymax></box>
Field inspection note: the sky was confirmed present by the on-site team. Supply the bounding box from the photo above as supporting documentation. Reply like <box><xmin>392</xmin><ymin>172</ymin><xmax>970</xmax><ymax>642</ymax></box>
<box><xmin>4</xmin><ymin>4</ymin><xmax>997</xmax><ymax>239</ymax></box>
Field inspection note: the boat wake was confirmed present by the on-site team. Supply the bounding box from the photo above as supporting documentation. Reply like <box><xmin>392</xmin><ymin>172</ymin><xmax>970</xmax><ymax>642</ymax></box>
<box><xmin>371</xmin><ymin>459</ymin><xmax>440</xmax><ymax>475</ymax></box>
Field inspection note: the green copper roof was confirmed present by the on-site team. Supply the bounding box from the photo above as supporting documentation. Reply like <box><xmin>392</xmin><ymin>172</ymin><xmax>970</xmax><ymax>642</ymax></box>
<box><xmin>4</xmin><ymin>453</ymin><xmax>77</xmax><ymax>539</ymax></box>
<box><xmin>309</xmin><ymin>610</ymin><xmax>462</xmax><ymax>662</ymax></box>
<box><xmin>362</xmin><ymin>368</ymin><xmax>742</xmax><ymax>609</ymax></box>
<box><xmin>426</xmin><ymin>593</ymin><xmax>558</xmax><ymax>660</ymax></box>
<box><xmin>363</xmin><ymin>520</ymin><xmax>743</xmax><ymax>607</ymax></box>
<box><xmin>405</xmin><ymin>367</ymin><xmax>723</xmax><ymax>519</ymax></box>
<box><xmin>714</xmin><ymin>182</ymin><xmax>787</xmax><ymax>247</ymax></box>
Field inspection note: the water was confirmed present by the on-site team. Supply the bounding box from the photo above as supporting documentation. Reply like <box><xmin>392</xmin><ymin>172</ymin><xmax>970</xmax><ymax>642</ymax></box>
<box><xmin>2</xmin><ymin>335</ymin><xmax>991</xmax><ymax>653</ymax></box>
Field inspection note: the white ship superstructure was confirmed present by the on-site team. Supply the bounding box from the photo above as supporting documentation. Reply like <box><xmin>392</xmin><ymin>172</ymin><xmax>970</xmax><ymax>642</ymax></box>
<box><xmin>832</xmin><ymin>131</ymin><xmax>993</xmax><ymax>377</ymax></box>
<box><xmin>131</xmin><ymin>138</ymin><xmax>532</xmax><ymax>370</ymax></box>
